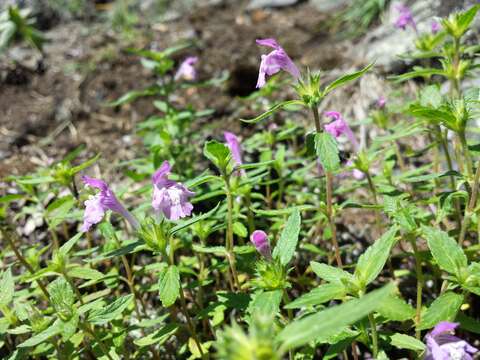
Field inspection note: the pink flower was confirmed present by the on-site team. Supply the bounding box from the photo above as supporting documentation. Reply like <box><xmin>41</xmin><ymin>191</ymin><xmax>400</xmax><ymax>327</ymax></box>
<box><xmin>377</xmin><ymin>96</ymin><xmax>386</xmax><ymax>109</ymax></box>
<box><xmin>81</xmin><ymin>176</ymin><xmax>138</xmax><ymax>232</ymax></box>
<box><xmin>174</xmin><ymin>56</ymin><xmax>198</xmax><ymax>81</ymax></box>
<box><xmin>394</xmin><ymin>4</ymin><xmax>417</xmax><ymax>32</ymax></box>
<box><xmin>425</xmin><ymin>321</ymin><xmax>478</xmax><ymax>360</ymax></box>
<box><xmin>152</xmin><ymin>161</ymin><xmax>194</xmax><ymax>221</ymax></box>
<box><xmin>256</xmin><ymin>38</ymin><xmax>300</xmax><ymax>88</ymax></box>
<box><xmin>224</xmin><ymin>131</ymin><xmax>245</xmax><ymax>176</ymax></box>
<box><xmin>250</xmin><ymin>230</ymin><xmax>271</xmax><ymax>259</ymax></box>
<box><xmin>324</xmin><ymin>111</ymin><xmax>359</xmax><ymax>151</ymax></box>
<box><xmin>431</xmin><ymin>20</ymin><xmax>441</xmax><ymax>34</ymax></box>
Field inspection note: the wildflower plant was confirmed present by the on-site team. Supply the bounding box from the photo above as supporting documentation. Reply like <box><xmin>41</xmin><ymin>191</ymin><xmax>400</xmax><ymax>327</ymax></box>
<box><xmin>2</xmin><ymin>4</ymin><xmax>480</xmax><ymax>360</ymax></box>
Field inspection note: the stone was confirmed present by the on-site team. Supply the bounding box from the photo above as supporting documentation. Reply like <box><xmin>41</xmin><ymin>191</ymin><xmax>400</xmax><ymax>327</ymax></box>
<box><xmin>247</xmin><ymin>0</ymin><xmax>299</xmax><ymax>10</ymax></box>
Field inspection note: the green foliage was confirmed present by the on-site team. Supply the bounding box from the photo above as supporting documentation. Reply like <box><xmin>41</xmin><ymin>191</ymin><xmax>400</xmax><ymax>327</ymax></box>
<box><xmin>271</xmin><ymin>208</ymin><xmax>301</xmax><ymax>265</ymax></box>
<box><xmin>158</xmin><ymin>265</ymin><xmax>180</xmax><ymax>307</ymax></box>
<box><xmin>0</xmin><ymin>6</ymin><xmax>45</xmax><ymax>52</ymax></box>
<box><xmin>315</xmin><ymin>132</ymin><xmax>340</xmax><ymax>172</ymax></box>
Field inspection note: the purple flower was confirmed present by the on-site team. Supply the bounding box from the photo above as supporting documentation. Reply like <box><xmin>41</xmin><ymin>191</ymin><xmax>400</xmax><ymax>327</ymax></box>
<box><xmin>431</xmin><ymin>20</ymin><xmax>441</xmax><ymax>34</ymax></box>
<box><xmin>324</xmin><ymin>111</ymin><xmax>359</xmax><ymax>151</ymax></box>
<box><xmin>256</xmin><ymin>38</ymin><xmax>300</xmax><ymax>88</ymax></box>
<box><xmin>224</xmin><ymin>131</ymin><xmax>246</xmax><ymax>176</ymax></box>
<box><xmin>377</xmin><ymin>96</ymin><xmax>386</xmax><ymax>109</ymax></box>
<box><xmin>152</xmin><ymin>161</ymin><xmax>194</xmax><ymax>221</ymax></box>
<box><xmin>394</xmin><ymin>4</ymin><xmax>417</xmax><ymax>32</ymax></box>
<box><xmin>250</xmin><ymin>230</ymin><xmax>271</xmax><ymax>259</ymax></box>
<box><xmin>175</xmin><ymin>56</ymin><xmax>198</xmax><ymax>81</ymax></box>
<box><xmin>425</xmin><ymin>321</ymin><xmax>478</xmax><ymax>360</ymax></box>
<box><xmin>81</xmin><ymin>176</ymin><xmax>138</xmax><ymax>232</ymax></box>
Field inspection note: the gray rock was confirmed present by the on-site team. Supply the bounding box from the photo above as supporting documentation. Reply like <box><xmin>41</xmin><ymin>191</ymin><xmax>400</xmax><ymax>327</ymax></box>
<box><xmin>247</xmin><ymin>0</ymin><xmax>299</xmax><ymax>10</ymax></box>
<box><xmin>309</xmin><ymin>0</ymin><xmax>351</xmax><ymax>12</ymax></box>
<box><xmin>351</xmin><ymin>0</ymin><xmax>480</xmax><ymax>73</ymax></box>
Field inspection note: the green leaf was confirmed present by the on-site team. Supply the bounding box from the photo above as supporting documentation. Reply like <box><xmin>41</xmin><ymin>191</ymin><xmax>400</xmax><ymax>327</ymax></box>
<box><xmin>272</xmin><ymin>208</ymin><xmax>301</xmax><ymax>265</ymax></box>
<box><xmin>158</xmin><ymin>265</ymin><xmax>180</xmax><ymax>307</ymax></box>
<box><xmin>59</xmin><ymin>232</ymin><xmax>83</xmax><ymax>257</ymax></box>
<box><xmin>203</xmin><ymin>140</ymin><xmax>231</xmax><ymax>171</ymax></box>
<box><xmin>420</xmin><ymin>85</ymin><xmax>442</xmax><ymax>108</ymax></box>
<box><xmin>422</xmin><ymin>226</ymin><xmax>468</xmax><ymax>277</ymax></box>
<box><xmin>285</xmin><ymin>283</ymin><xmax>346</xmax><ymax>309</ymax></box>
<box><xmin>0</xmin><ymin>269</ymin><xmax>14</xmax><ymax>306</ymax></box>
<box><xmin>240</xmin><ymin>100</ymin><xmax>303</xmax><ymax>124</ymax></box>
<box><xmin>88</xmin><ymin>294</ymin><xmax>134</xmax><ymax>325</ymax></box>
<box><xmin>249</xmin><ymin>290</ymin><xmax>283</xmax><ymax>317</ymax></box>
<box><xmin>457</xmin><ymin>5</ymin><xmax>479</xmax><ymax>35</ymax></box>
<box><xmin>169</xmin><ymin>202</ymin><xmax>220</xmax><ymax>236</ymax></box>
<box><xmin>233</xmin><ymin>222</ymin><xmax>247</xmax><ymax>238</ymax></box>
<box><xmin>46</xmin><ymin>195</ymin><xmax>75</xmax><ymax>229</ymax></box>
<box><xmin>354</xmin><ymin>227</ymin><xmax>398</xmax><ymax>286</ymax></box>
<box><xmin>107</xmin><ymin>86</ymin><xmax>160</xmax><ymax>106</ymax></box>
<box><xmin>377</xmin><ymin>294</ymin><xmax>415</xmax><ymax>322</ymax></box>
<box><xmin>277</xmin><ymin>284</ymin><xmax>393</xmax><ymax>351</ymax></box>
<box><xmin>18</xmin><ymin>319</ymin><xmax>61</xmax><ymax>348</ymax></box>
<box><xmin>310</xmin><ymin>261</ymin><xmax>353</xmax><ymax>284</ymax></box>
<box><xmin>70</xmin><ymin>153</ymin><xmax>101</xmax><ymax>174</ymax></box>
<box><xmin>418</xmin><ymin>291</ymin><xmax>464</xmax><ymax>330</ymax></box>
<box><xmin>67</xmin><ymin>266</ymin><xmax>104</xmax><ymax>281</ymax></box>
<box><xmin>315</xmin><ymin>132</ymin><xmax>340</xmax><ymax>172</ymax></box>
<box><xmin>48</xmin><ymin>277</ymin><xmax>75</xmax><ymax>320</ymax></box>
<box><xmin>389</xmin><ymin>333</ymin><xmax>426</xmax><ymax>352</ymax></box>
<box><xmin>134</xmin><ymin>324</ymin><xmax>179</xmax><ymax>347</ymax></box>
<box><xmin>323</xmin><ymin>63</ymin><xmax>374</xmax><ymax>96</ymax></box>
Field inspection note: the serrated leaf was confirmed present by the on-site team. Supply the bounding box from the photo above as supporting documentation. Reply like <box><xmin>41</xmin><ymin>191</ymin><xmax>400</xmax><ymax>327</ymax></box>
<box><xmin>88</xmin><ymin>294</ymin><xmax>134</xmax><ymax>325</ymax></box>
<box><xmin>0</xmin><ymin>269</ymin><xmax>14</xmax><ymax>307</ymax></box>
<box><xmin>169</xmin><ymin>202</ymin><xmax>220</xmax><ymax>236</ymax></box>
<box><xmin>158</xmin><ymin>265</ymin><xmax>180</xmax><ymax>307</ymax></box>
<box><xmin>285</xmin><ymin>283</ymin><xmax>346</xmax><ymax>309</ymax></box>
<box><xmin>390</xmin><ymin>333</ymin><xmax>426</xmax><ymax>352</ymax></box>
<box><xmin>377</xmin><ymin>295</ymin><xmax>415</xmax><ymax>321</ymax></box>
<box><xmin>232</xmin><ymin>222</ymin><xmax>247</xmax><ymax>238</ymax></box>
<box><xmin>418</xmin><ymin>291</ymin><xmax>464</xmax><ymax>330</ymax></box>
<box><xmin>422</xmin><ymin>226</ymin><xmax>468</xmax><ymax>277</ymax></box>
<box><xmin>310</xmin><ymin>261</ymin><xmax>353</xmax><ymax>284</ymax></box>
<box><xmin>134</xmin><ymin>324</ymin><xmax>178</xmax><ymax>347</ymax></box>
<box><xmin>48</xmin><ymin>277</ymin><xmax>75</xmax><ymax>320</ymax></box>
<box><xmin>67</xmin><ymin>266</ymin><xmax>104</xmax><ymax>281</ymax></box>
<box><xmin>18</xmin><ymin>319</ymin><xmax>61</xmax><ymax>348</ymax></box>
<box><xmin>249</xmin><ymin>290</ymin><xmax>283</xmax><ymax>317</ymax></box>
<box><xmin>277</xmin><ymin>284</ymin><xmax>393</xmax><ymax>351</ymax></box>
<box><xmin>323</xmin><ymin>63</ymin><xmax>373</xmax><ymax>96</ymax></box>
<box><xmin>315</xmin><ymin>132</ymin><xmax>340</xmax><ymax>172</ymax></box>
<box><xmin>272</xmin><ymin>209</ymin><xmax>301</xmax><ymax>265</ymax></box>
<box><xmin>354</xmin><ymin>227</ymin><xmax>398</xmax><ymax>286</ymax></box>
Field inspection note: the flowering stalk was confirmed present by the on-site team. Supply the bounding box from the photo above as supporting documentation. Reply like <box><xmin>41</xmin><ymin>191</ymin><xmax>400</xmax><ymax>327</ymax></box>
<box><xmin>409</xmin><ymin>236</ymin><xmax>424</xmax><ymax>339</ymax></box>
<box><xmin>223</xmin><ymin>174</ymin><xmax>241</xmax><ymax>290</ymax></box>
<box><xmin>459</xmin><ymin>161</ymin><xmax>480</xmax><ymax>246</ymax></box>
<box><xmin>312</xmin><ymin>106</ymin><xmax>342</xmax><ymax>267</ymax></box>
<box><xmin>167</xmin><ymin>236</ymin><xmax>204</xmax><ymax>358</ymax></box>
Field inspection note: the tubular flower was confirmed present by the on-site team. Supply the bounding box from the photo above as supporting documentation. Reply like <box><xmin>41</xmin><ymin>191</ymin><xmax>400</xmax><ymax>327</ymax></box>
<box><xmin>81</xmin><ymin>176</ymin><xmax>138</xmax><ymax>232</ymax></box>
<box><xmin>431</xmin><ymin>20</ymin><xmax>441</xmax><ymax>34</ymax></box>
<box><xmin>394</xmin><ymin>4</ymin><xmax>417</xmax><ymax>32</ymax></box>
<box><xmin>224</xmin><ymin>131</ymin><xmax>245</xmax><ymax>176</ymax></box>
<box><xmin>255</xmin><ymin>38</ymin><xmax>300</xmax><ymax>88</ymax></box>
<box><xmin>324</xmin><ymin>111</ymin><xmax>359</xmax><ymax>151</ymax></box>
<box><xmin>152</xmin><ymin>161</ymin><xmax>195</xmax><ymax>221</ymax></box>
<box><xmin>250</xmin><ymin>230</ymin><xmax>271</xmax><ymax>259</ymax></box>
<box><xmin>377</xmin><ymin>96</ymin><xmax>386</xmax><ymax>109</ymax></box>
<box><xmin>425</xmin><ymin>321</ymin><xmax>478</xmax><ymax>360</ymax></box>
<box><xmin>174</xmin><ymin>56</ymin><xmax>198</xmax><ymax>81</ymax></box>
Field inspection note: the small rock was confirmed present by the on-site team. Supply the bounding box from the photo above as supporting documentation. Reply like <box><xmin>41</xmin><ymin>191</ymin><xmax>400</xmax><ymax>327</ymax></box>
<box><xmin>247</xmin><ymin>0</ymin><xmax>299</xmax><ymax>10</ymax></box>
<box><xmin>309</xmin><ymin>0</ymin><xmax>350</xmax><ymax>12</ymax></box>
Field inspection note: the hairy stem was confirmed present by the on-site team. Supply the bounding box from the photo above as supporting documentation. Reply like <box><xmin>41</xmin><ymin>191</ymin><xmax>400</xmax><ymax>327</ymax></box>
<box><xmin>224</xmin><ymin>176</ymin><xmax>240</xmax><ymax>290</ymax></box>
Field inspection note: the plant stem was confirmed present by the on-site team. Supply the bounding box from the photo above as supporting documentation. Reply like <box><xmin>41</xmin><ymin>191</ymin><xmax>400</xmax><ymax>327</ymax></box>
<box><xmin>368</xmin><ymin>314</ymin><xmax>378</xmax><ymax>358</ymax></box>
<box><xmin>223</xmin><ymin>175</ymin><xmax>240</xmax><ymax>290</ymax></box>
<box><xmin>366</xmin><ymin>171</ymin><xmax>383</xmax><ymax>233</ymax></box>
<box><xmin>326</xmin><ymin>172</ymin><xmax>343</xmax><ymax>267</ymax></box>
<box><xmin>410</xmin><ymin>238</ymin><xmax>424</xmax><ymax>339</ymax></box>
<box><xmin>311</xmin><ymin>106</ymin><xmax>342</xmax><ymax>267</ymax></box>
<box><xmin>178</xmin><ymin>284</ymin><xmax>205</xmax><ymax>358</ymax></box>
<box><xmin>459</xmin><ymin>161</ymin><xmax>480</xmax><ymax>245</ymax></box>
<box><xmin>459</xmin><ymin>130</ymin><xmax>473</xmax><ymax>178</ymax></box>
